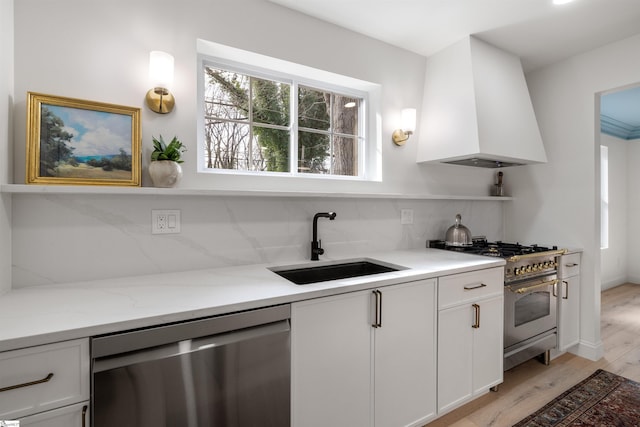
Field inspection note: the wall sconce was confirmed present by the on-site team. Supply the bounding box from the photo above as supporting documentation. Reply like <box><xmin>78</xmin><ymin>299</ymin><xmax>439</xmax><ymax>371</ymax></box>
<box><xmin>392</xmin><ymin>108</ymin><xmax>416</xmax><ymax>146</ymax></box>
<box><xmin>145</xmin><ymin>51</ymin><xmax>175</xmax><ymax>114</ymax></box>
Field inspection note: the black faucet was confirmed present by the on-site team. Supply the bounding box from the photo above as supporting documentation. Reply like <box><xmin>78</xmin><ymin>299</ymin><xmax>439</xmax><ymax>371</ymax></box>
<box><xmin>311</xmin><ymin>212</ymin><xmax>337</xmax><ymax>260</ymax></box>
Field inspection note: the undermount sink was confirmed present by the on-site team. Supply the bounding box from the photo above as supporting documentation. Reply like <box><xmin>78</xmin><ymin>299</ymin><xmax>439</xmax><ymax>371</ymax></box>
<box><xmin>270</xmin><ymin>259</ymin><xmax>405</xmax><ymax>285</ymax></box>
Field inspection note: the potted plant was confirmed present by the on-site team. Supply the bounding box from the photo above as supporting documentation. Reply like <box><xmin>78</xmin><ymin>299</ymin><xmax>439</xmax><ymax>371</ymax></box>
<box><xmin>148</xmin><ymin>135</ymin><xmax>186</xmax><ymax>187</ymax></box>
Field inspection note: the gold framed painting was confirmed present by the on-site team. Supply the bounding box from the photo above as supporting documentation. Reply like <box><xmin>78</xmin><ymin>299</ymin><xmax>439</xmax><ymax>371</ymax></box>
<box><xmin>26</xmin><ymin>92</ymin><xmax>141</xmax><ymax>186</ymax></box>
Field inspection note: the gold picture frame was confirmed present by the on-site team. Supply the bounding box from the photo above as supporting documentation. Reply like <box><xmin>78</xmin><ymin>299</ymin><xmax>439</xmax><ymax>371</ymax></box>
<box><xmin>26</xmin><ymin>92</ymin><xmax>141</xmax><ymax>186</ymax></box>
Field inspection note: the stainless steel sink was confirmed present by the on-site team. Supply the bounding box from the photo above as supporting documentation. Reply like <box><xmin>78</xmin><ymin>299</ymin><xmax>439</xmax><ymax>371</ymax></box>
<box><xmin>270</xmin><ymin>259</ymin><xmax>405</xmax><ymax>285</ymax></box>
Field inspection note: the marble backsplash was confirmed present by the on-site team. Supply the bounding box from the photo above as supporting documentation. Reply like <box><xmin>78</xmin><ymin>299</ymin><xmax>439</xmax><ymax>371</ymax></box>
<box><xmin>10</xmin><ymin>194</ymin><xmax>505</xmax><ymax>288</ymax></box>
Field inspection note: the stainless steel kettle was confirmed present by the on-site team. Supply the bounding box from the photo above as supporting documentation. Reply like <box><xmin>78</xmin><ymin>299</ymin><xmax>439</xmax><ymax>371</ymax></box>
<box><xmin>445</xmin><ymin>214</ymin><xmax>473</xmax><ymax>246</ymax></box>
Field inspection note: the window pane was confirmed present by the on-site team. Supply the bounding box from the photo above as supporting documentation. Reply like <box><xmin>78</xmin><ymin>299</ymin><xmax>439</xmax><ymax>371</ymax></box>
<box><xmin>254</xmin><ymin>126</ymin><xmax>290</xmax><ymax>172</ymax></box>
<box><xmin>204</xmin><ymin>67</ymin><xmax>249</xmax><ymax>121</ymax></box>
<box><xmin>252</xmin><ymin>78</ymin><xmax>290</xmax><ymax>126</ymax></box>
<box><xmin>298</xmin><ymin>86</ymin><xmax>330</xmax><ymax>131</ymax></box>
<box><xmin>333</xmin><ymin>95</ymin><xmax>359</xmax><ymax>136</ymax></box>
<box><xmin>332</xmin><ymin>135</ymin><xmax>358</xmax><ymax>176</ymax></box>
<box><xmin>298</xmin><ymin>131</ymin><xmax>329</xmax><ymax>174</ymax></box>
<box><xmin>204</xmin><ymin>121</ymin><xmax>251</xmax><ymax>170</ymax></box>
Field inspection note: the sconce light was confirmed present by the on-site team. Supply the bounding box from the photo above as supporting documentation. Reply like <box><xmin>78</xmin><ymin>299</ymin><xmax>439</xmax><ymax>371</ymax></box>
<box><xmin>145</xmin><ymin>51</ymin><xmax>175</xmax><ymax>114</ymax></box>
<box><xmin>392</xmin><ymin>108</ymin><xmax>416</xmax><ymax>146</ymax></box>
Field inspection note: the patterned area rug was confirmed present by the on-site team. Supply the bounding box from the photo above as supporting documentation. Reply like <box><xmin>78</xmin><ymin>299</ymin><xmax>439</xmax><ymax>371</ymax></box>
<box><xmin>513</xmin><ymin>369</ymin><xmax>640</xmax><ymax>426</ymax></box>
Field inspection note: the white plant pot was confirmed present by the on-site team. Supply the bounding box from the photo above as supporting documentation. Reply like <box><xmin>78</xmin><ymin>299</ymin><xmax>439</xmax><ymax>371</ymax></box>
<box><xmin>148</xmin><ymin>160</ymin><xmax>183</xmax><ymax>188</ymax></box>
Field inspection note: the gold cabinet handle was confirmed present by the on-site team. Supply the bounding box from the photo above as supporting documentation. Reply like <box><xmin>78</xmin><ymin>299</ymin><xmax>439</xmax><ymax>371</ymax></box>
<box><xmin>464</xmin><ymin>283</ymin><xmax>487</xmax><ymax>291</ymax></box>
<box><xmin>82</xmin><ymin>405</ymin><xmax>88</xmax><ymax>427</ymax></box>
<box><xmin>472</xmin><ymin>303</ymin><xmax>480</xmax><ymax>329</ymax></box>
<box><xmin>0</xmin><ymin>372</ymin><xmax>54</xmax><ymax>393</ymax></box>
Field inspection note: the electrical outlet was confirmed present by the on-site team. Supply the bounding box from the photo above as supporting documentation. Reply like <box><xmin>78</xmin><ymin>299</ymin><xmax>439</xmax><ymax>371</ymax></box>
<box><xmin>400</xmin><ymin>209</ymin><xmax>414</xmax><ymax>225</ymax></box>
<box><xmin>152</xmin><ymin>210</ymin><xmax>181</xmax><ymax>234</ymax></box>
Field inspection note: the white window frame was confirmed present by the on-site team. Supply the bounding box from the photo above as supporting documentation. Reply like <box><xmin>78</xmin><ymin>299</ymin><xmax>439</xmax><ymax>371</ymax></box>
<box><xmin>196</xmin><ymin>39</ymin><xmax>382</xmax><ymax>182</ymax></box>
<box><xmin>601</xmin><ymin>144</ymin><xmax>609</xmax><ymax>250</ymax></box>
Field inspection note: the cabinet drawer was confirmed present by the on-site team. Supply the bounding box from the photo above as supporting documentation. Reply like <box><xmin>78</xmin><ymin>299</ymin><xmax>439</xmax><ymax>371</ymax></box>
<box><xmin>0</xmin><ymin>339</ymin><xmax>89</xmax><ymax>420</ymax></box>
<box><xmin>438</xmin><ymin>267</ymin><xmax>503</xmax><ymax>309</ymax></box>
<box><xmin>19</xmin><ymin>402</ymin><xmax>89</xmax><ymax>427</ymax></box>
<box><xmin>559</xmin><ymin>253</ymin><xmax>581</xmax><ymax>279</ymax></box>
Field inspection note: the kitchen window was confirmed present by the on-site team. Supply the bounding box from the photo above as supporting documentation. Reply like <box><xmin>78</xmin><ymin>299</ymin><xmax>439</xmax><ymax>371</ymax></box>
<box><xmin>197</xmin><ymin>39</ymin><xmax>381</xmax><ymax>181</ymax></box>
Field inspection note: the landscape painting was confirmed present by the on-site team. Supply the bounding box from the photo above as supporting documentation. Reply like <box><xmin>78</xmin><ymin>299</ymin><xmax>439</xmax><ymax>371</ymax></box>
<box><xmin>26</xmin><ymin>93</ymin><xmax>141</xmax><ymax>186</ymax></box>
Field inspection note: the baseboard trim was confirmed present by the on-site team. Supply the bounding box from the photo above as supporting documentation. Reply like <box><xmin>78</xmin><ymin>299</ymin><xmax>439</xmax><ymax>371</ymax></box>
<box><xmin>572</xmin><ymin>340</ymin><xmax>604</xmax><ymax>361</ymax></box>
<box><xmin>601</xmin><ymin>277</ymin><xmax>628</xmax><ymax>290</ymax></box>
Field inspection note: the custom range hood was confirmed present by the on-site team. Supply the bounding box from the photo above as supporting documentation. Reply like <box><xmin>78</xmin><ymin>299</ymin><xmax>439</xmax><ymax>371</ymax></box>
<box><xmin>417</xmin><ymin>36</ymin><xmax>547</xmax><ymax>168</ymax></box>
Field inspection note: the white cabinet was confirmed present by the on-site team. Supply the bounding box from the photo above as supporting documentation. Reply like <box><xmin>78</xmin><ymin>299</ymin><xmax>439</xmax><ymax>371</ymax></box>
<box><xmin>19</xmin><ymin>403</ymin><xmax>89</xmax><ymax>427</ymax></box>
<box><xmin>291</xmin><ymin>279</ymin><xmax>437</xmax><ymax>427</ymax></box>
<box><xmin>292</xmin><ymin>289</ymin><xmax>372</xmax><ymax>427</ymax></box>
<box><xmin>0</xmin><ymin>339</ymin><xmax>89</xmax><ymax>426</ymax></box>
<box><xmin>558</xmin><ymin>252</ymin><xmax>581</xmax><ymax>351</ymax></box>
<box><xmin>437</xmin><ymin>267</ymin><xmax>504</xmax><ymax>415</ymax></box>
<box><xmin>374</xmin><ymin>280</ymin><xmax>437</xmax><ymax>427</ymax></box>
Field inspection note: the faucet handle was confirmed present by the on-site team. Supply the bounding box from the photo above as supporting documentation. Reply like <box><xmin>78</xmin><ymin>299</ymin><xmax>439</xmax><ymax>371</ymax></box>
<box><xmin>317</xmin><ymin>239</ymin><xmax>324</xmax><ymax>255</ymax></box>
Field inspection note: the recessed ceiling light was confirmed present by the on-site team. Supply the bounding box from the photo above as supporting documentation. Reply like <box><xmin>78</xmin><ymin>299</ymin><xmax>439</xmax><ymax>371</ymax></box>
<box><xmin>553</xmin><ymin>0</ymin><xmax>575</xmax><ymax>5</ymax></box>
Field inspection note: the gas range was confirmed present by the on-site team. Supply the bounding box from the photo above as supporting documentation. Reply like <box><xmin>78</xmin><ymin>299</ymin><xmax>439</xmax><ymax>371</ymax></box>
<box><xmin>427</xmin><ymin>237</ymin><xmax>567</xmax><ymax>283</ymax></box>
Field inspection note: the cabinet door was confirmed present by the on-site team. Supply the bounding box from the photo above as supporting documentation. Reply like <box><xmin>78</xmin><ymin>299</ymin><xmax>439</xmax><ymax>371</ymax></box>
<box><xmin>437</xmin><ymin>304</ymin><xmax>473</xmax><ymax>414</ymax></box>
<box><xmin>558</xmin><ymin>275</ymin><xmax>580</xmax><ymax>350</ymax></box>
<box><xmin>19</xmin><ymin>402</ymin><xmax>89</xmax><ymax>427</ymax></box>
<box><xmin>375</xmin><ymin>279</ymin><xmax>437</xmax><ymax>427</ymax></box>
<box><xmin>472</xmin><ymin>295</ymin><xmax>503</xmax><ymax>395</ymax></box>
<box><xmin>291</xmin><ymin>291</ymin><xmax>372</xmax><ymax>427</ymax></box>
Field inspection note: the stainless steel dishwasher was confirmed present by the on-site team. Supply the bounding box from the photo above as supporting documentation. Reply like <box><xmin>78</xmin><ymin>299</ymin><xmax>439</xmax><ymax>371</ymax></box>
<box><xmin>91</xmin><ymin>305</ymin><xmax>290</xmax><ymax>427</ymax></box>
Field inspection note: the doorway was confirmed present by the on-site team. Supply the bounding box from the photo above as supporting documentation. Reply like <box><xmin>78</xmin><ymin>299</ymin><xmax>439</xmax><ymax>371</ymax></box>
<box><xmin>599</xmin><ymin>84</ymin><xmax>640</xmax><ymax>290</ymax></box>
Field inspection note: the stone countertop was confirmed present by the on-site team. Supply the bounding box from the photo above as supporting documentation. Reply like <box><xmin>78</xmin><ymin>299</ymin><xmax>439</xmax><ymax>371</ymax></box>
<box><xmin>0</xmin><ymin>248</ymin><xmax>505</xmax><ymax>353</ymax></box>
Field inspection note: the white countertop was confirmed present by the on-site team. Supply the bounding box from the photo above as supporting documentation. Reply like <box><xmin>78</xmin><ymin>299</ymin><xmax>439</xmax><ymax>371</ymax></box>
<box><xmin>0</xmin><ymin>248</ymin><xmax>505</xmax><ymax>353</ymax></box>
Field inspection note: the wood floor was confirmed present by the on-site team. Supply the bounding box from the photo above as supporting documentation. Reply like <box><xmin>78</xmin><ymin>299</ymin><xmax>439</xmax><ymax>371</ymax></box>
<box><xmin>425</xmin><ymin>282</ymin><xmax>640</xmax><ymax>427</ymax></box>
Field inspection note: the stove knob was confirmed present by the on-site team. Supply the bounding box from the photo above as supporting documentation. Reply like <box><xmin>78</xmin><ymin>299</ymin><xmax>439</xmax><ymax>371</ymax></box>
<box><xmin>514</xmin><ymin>267</ymin><xmax>520</xmax><ymax>275</ymax></box>
<box><xmin>533</xmin><ymin>264</ymin><xmax>539</xmax><ymax>271</ymax></box>
<box><xmin>526</xmin><ymin>265</ymin><xmax>532</xmax><ymax>273</ymax></box>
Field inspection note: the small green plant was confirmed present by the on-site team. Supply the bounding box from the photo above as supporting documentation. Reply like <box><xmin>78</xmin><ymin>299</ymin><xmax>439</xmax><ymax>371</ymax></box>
<box><xmin>151</xmin><ymin>135</ymin><xmax>186</xmax><ymax>163</ymax></box>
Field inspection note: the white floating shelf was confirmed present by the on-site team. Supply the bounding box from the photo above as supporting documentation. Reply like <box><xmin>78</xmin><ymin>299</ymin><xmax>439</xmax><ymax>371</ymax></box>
<box><xmin>1</xmin><ymin>184</ymin><xmax>513</xmax><ymax>201</ymax></box>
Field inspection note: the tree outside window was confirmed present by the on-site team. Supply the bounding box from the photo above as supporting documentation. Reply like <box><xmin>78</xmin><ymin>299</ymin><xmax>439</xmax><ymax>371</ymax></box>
<box><xmin>202</xmin><ymin>65</ymin><xmax>363</xmax><ymax>177</ymax></box>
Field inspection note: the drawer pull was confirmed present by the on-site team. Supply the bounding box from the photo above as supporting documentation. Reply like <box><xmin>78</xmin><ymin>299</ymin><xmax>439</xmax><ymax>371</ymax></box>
<box><xmin>0</xmin><ymin>372</ymin><xmax>54</xmax><ymax>393</ymax></box>
<box><xmin>565</xmin><ymin>263</ymin><xmax>579</xmax><ymax>267</ymax></box>
<box><xmin>464</xmin><ymin>283</ymin><xmax>487</xmax><ymax>291</ymax></box>
<box><xmin>82</xmin><ymin>404</ymin><xmax>88</xmax><ymax>427</ymax></box>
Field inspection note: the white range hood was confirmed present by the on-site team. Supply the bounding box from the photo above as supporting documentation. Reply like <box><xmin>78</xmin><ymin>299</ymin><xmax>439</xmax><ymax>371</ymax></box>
<box><xmin>416</xmin><ymin>36</ymin><xmax>547</xmax><ymax>168</ymax></box>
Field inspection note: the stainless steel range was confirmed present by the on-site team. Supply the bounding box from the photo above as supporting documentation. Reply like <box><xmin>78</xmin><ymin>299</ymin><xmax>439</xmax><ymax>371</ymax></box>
<box><xmin>428</xmin><ymin>238</ymin><xmax>567</xmax><ymax>370</ymax></box>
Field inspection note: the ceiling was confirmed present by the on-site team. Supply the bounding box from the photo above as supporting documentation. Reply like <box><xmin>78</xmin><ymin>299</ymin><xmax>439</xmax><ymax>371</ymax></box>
<box><xmin>601</xmin><ymin>86</ymin><xmax>640</xmax><ymax>140</ymax></box>
<box><xmin>268</xmin><ymin>0</ymin><xmax>640</xmax><ymax>73</ymax></box>
<box><xmin>269</xmin><ymin>0</ymin><xmax>640</xmax><ymax>140</ymax></box>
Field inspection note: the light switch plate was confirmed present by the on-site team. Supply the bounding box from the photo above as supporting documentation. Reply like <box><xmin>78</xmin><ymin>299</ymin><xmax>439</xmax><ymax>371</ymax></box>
<box><xmin>152</xmin><ymin>209</ymin><xmax>181</xmax><ymax>234</ymax></box>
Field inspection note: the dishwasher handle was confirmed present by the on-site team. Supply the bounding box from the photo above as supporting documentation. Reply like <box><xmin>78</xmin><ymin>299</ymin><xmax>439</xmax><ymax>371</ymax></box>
<box><xmin>93</xmin><ymin>319</ymin><xmax>290</xmax><ymax>373</ymax></box>
<box><xmin>92</xmin><ymin>304</ymin><xmax>290</xmax><ymax>358</ymax></box>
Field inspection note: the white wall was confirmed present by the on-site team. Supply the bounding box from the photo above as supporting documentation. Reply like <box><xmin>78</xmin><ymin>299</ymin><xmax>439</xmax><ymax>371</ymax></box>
<box><xmin>12</xmin><ymin>0</ymin><xmax>498</xmax><ymax>196</ymax></box>
<box><xmin>627</xmin><ymin>140</ymin><xmax>640</xmax><ymax>283</ymax></box>
<box><xmin>0</xmin><ymin>0</ymin><xmax>13</xmax><ymax>295</ymax></box>
<box><xmin>506</xmin><ymin>33</ymin><xmax>640</xmax><ymax>360</ymax></box>
<box><xmin>8</xmin><ymin>0</ymin><xmax>506</xmax><ymax>287</ymax></box>
<box><xmin>599</xmin><ymin>134</ymin><xmax>627</xmax><ymax>290</ymax></box>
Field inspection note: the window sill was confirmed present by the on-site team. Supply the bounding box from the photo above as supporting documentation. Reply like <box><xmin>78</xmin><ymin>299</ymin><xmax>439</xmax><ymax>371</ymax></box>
<box><xmin>1</xmin><ymin>184</ymin><xmax>513</xmax><ymax>201</ymax></box>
